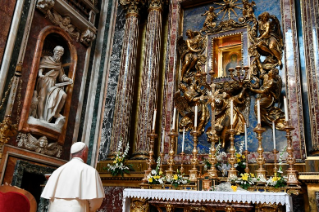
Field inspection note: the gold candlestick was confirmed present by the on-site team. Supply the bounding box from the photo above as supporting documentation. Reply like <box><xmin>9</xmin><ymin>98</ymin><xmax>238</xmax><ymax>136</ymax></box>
<box><xmin>272</xmin><ymin>149</ymin><xmax>279</xmax><ymax>177</ymax></box>
<box><xmin>243</xmin><ymin>150</ymin><xmax>250</xmax><ymax>173</ymax></box>
<box><xmin>180</xmin><ymin>152</ymin><xmax>185</xmax><ymax>174</ymax></box>
<box><xmin>207</xmin><ymin>130</ymin><xmax>219</xmax><ymax>179</ymax></box>
<box><xmin>253</xmin><ymin>124</ymin><xmax>266</xmax><ymax>182</ymax></box>
<box><xmin>142</xmin><ymin>131</ymin><xmax>157</xmax><ymax>183</ymax></box>
<box><xmin>165</xmin><ymin>130</ymin><xmax>178</xmax><ymax>181</ymax></box>
<box><xmin>189</xmin><ymin>128</ymin><xmax>200</xmax><ymax>182</ymax></box>
<box><xmin>284</xmin><ymin>121</ymin><xmax>299</xmax><ymax>185</ymax></box>
<box><xmin>159</xmin><ymin>152</ymin><xmax>164</xmax><ymax>174</ymax></box>
<box><xmin>227</xmin><ymin>127</ymin><xmax>238</xmax><ymax>179</ymax></box>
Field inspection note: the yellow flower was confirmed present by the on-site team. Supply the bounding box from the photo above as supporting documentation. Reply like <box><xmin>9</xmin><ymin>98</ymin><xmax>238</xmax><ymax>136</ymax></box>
<box><xmin>242</xmin><ymin>155</ymin><xmax>245</xmax><ymax>159</ymax></box>
<box><xmin>155</xmin><ymin>176</ymin><xmax>160</xmax><ymax>179</ymax></box>
<box><xmin>113</xmin><ymin>160</ymin><xmax>117</xmax><ymax>164</ymax></box>
<box><xmin>231</xmin><ymin>185</ymin><xmax>237</xmax><ymax>192</ymax></box>
<box><xmin>148</xmin><ymin>178</ymin><xmax>153</xmax><ymax>183</ymax></box>
<box><xmin>250</xmin><ymin>173</ymin><xmax>255</xmax><ymax>178</ymax></box>
<box><xmin>242</xmin><ymin>173</ymin><xmax>249</xmax><ymax>181</ymax></box>
<box><xmin>173</xmin><ymin>174</ymin><xmax>178</xmax><ymax>180</ymax></box>
<box><xmin>236</xmin><ymin>153</ymin><xmax>241</xmax><ymax>158</ymax></box>
<box><xmin>272</xmin><ymin>177</ymin><xmax>281</xmax><ymax>182</ymax></box>
<box><xmin>237</xmin><ymin>159</ymin><xmax>241</xmax><ymax>163</ymax></box>
<box><xmin>159</xmin><ymin>171</ymin><xmax>163</xmax><ymax>175</ymax></box>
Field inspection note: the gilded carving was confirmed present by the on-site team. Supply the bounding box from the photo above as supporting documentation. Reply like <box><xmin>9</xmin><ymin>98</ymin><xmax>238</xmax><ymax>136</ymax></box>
<box><xmin>202</xmin><ymin>7</ymin><xmax>217</xmax><ymax>30</ymax></box>
<box><xmin>149</xmin><ymin>0</ymin><xmax>163</xmax><ymax>11</ymax></box>
<box><xmin>28</xmin><ymin>46</ymin><xmax>73</xmax><ymax>133</ymax></box>
<box><xmin>0</xmin><ymin>115</ymin><xmax>17</xmax><ymax>144</ymax></box>
<box><xmin>17</xmin><ymin>133</ymin><xmax>62</xmax><ymax>157</ymax></box>
<box><xmin>130</xmin><ymin>198</ymin><xmax>149</xmax><ymax>212</ymax></box>
<box><xmin>36</xmin><ymin>0</ymin><xmax>55</xmax><ymax>12</ymax></box>
<box><xmin>239</xmin><ymin>0</ymin><xmax>256</xmax><ymax>22</ymax></box>
<box><xmin>120</xmin><ymin>0</ymin><xmax>146</xmax><ymax>16</ymax></box>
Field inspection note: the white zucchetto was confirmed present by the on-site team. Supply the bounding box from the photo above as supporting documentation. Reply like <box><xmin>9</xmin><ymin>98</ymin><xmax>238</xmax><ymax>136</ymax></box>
<box><xmin>70</xmin><ymin>142</ymin><xmax>86</xmax><ymax>154</ymax></box>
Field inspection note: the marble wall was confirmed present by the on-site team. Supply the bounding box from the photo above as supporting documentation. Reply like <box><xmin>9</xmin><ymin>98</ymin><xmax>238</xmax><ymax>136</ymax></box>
<box><xmin>0</xmin><ymin>0</ymin><xmax>17</xmax><ymax>65</ymax></box>
<box><xmin>99</xmin><ymin>5</ymin><xmax>126</xmax><ymax>161</ymax></box>
<box><xmin>97</xmin><ymin>187</ymin><xmax>125</xmax><ymax>212</ymax></box>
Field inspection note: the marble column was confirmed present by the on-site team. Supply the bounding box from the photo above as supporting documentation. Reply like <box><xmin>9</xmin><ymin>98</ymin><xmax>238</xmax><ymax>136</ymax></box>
<box><xmin>133</xmin><ymin>0</ymin><xmax>163</xmax><ymax>158</ymax></box>
<box><xmin>109</xmin><ymin>1</ymin><xmax>144</xmax><ymax>157</ymax></box>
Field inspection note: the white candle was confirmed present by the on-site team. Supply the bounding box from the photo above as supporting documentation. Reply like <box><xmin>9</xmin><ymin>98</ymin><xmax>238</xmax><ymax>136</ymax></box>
<box><xmin>284</xmin><ymin>96</ymin><xmax>288</xmax><ymax>121</ymax></box>
<box><xmin>272</xmin><ymin>121</ymin><xmax>276</xmax><ymax>149</ymax></box>
<box><xmin>161</xmin><ymin>130</ymin><xmax>165</xmax><ymax>152</ymax></box>
<box><xmin>172</xmin><ymin>107</ymin><xmax>176</xmax><ymax>130</ymax></box>
<box><xmin>244</xmin><ymin>123</ymin><xmax>247</xmax><ymax>150</ymax></box>
<box><xmin>152</xmin><ymin>109</ymin><xmax>157</xmax><ymax>131</ymax></box>
<box><xmin>194</xmin><ymin>105</ymin><xmax>198</xmax><ymax>128</ymax></box>
<box><xmin>257</xmin><ymin>99</ymin><xmax>261</xmax><ymax>124</ymax></box>
<box><xmin>230</xmin><ymin>100</ymin><xmax>233</xmax><ymax>127</ymax></box>
<box><xmin>182</xmin><ymin>127</ymin><xmax>185</xmax><ymax>152</ymax></box>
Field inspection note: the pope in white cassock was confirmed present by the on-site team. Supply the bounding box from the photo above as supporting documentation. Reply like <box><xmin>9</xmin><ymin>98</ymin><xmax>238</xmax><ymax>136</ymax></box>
<box><xmin>41</xmin><ymin>142</ymin><xmax>105</xmax><ymax>212</ymax></box>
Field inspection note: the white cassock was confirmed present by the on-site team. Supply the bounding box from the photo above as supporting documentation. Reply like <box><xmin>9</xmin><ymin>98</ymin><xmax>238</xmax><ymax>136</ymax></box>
<box><xmin>41</xmin><ymin>157</ymin><xmax>105</xmax><ymax>212</ymax></box>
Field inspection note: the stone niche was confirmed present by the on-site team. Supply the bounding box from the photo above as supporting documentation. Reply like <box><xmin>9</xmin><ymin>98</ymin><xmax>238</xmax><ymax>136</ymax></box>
<box><xmin>18</xmin><ymin>26</ymin><xmax>77</xmax><ymax>146</ymax></box>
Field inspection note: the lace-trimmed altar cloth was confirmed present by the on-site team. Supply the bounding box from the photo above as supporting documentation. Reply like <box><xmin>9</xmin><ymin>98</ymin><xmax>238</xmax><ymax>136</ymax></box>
<box><xmin>122</xmin><ymin>188</ymin><xmax>293</xmax><ymax>212</ymax></box>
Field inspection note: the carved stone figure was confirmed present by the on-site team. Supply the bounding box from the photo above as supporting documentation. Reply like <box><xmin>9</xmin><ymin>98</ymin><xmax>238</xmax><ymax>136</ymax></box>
<box><xmin>250</xmin><ymin>68</ymin><xmax>285</xmax><ymax>129</ymax></box>
<box><xmin>17</xmin><ymin>133</ymin><xmax>62</xmax><ymax>157</ymax></box>
<box><xmin>255</xmin><ymin>12</ymin><xmax>283</xmax><ymax>71</ymax></box>
<box><xmin>178</xmin><ymin>30</ymin><xmax>207</xmax><ymax>81</ymax></box>
<box><xmin>80</xmin><ymin>29</ymin><xmax>96</xmax><ymax>46</ymax></box>
<box><xmin>46</xmin><ymin>10</ymin><xmax>80</xmax><ymax>41</ymax></box>
<box><xmin>202</xmin><ymin>6</ymin><xmax>217</xmax><ymax>30</ymax></box>
<box><xmin>28</xmin><ymin>46</ymin><xmax>72</xmax><ymax>132</ymax></box>
<box><xmin>36</xmin><ymin>0</ymin><xmax>55</xmax><ymax>12</ymax></box>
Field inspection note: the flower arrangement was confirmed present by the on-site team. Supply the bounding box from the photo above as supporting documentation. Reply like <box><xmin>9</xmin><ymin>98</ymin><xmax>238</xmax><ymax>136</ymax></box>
<box><xmin>105</xmin><ymin>139</ymin><xmax>133</xmax><ymax>177</ymax></box>
<box><xmin>166</xmin><ymin>169</ymin><xmax>189</xmax><ymax>188</ymax></box>
<box><xmin>234</xmin><ymin>173</ymin><xmax>257</xmax><ymax>189</ymax></box>
<box><xmin>266</xmin><ymin>146</ymin><xmax>287</xmax><ymax>188</ymax></box>
<box><xmin>147</xmin><ymin>157</ymin><xmax>165</xmax><ymax>184</ymax></box>
<box><xmin>235</xmin><ymin>152</ymin><xmax>246</xmax><ymax>174</ymax></box>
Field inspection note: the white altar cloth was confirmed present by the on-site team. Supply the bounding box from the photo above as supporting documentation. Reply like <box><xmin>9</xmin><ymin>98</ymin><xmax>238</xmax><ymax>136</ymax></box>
<box><xmin>122</xmin><ymin>188</ymin><xmax>293</xmax><ymax>211</ymax></box>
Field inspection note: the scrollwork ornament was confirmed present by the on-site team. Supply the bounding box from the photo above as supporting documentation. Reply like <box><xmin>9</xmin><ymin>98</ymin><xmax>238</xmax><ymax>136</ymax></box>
<box><xmin>120</xmin><ymin>0</ymin><xmax>146</xmax><ymax>17</ymax></box>
<box><xmin>148</xmin><ymin>0</ymin><xmax>163</xmax><ymax>12</ymax></box>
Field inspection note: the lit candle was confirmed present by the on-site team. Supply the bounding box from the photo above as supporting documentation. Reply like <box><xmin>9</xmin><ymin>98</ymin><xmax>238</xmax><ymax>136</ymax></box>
<box><xmin>230</xmin><ymin>100</ymin><xmax>233</xmax><ymax>127</ymax></box>
<box><xmin>244</xmin><ymin>123</ymin><xmax>247</xmax><ymax>150</ymax></box>
<box><xmin>172</xmin><ymin>107</ymin><xmax>176</xmax><ymax>130</ymax></box>
<box><xmin>272</xmin><ymin>121</ymin><xmax>276</xmax><ymax>149</ymax></box>
<box><xmin>182</xmin><ymin>127</ymin><xmax>185</xmax><ymax>152</ymax></box>
<box><xmin>257</xmin><ymin>99</ymin><xmax>261</xmax><ymax>124</ymax></box>
<box><xmin>284</xmin><ymin>96</ymin><xmax>288</xmax><ymax>121</ymax></box>
<box><xmin>194</xmin><ymin>104</ymin><xmax>198</xmax><ymax>128</ymax></box>
<box><xmin>152</xmin><ymin>109</ymin><xmax>157</xmax><ymax>131</ymax></box>
<box><xmin>161</xmin><ymin>130</ymin><xmax>165</xmax><ymax>152</ymax></box>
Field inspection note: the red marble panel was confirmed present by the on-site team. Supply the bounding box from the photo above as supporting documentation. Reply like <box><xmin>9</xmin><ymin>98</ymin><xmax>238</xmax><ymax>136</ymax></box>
<box><xmin>97</xmin><ymin>187</ymin><xmax>126</xmax><ymax>212</ymax></box>
<box><xmin>0</xmin><ymin>0</ymin><xmax>17</xmax><ymax>65</ymax></box>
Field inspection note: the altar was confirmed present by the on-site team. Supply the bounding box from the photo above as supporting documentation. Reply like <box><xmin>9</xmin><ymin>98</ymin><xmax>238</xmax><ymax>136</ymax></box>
<box><xmin>122</xmin><ymin>188</ymin><xmax>293</xmax><ymax>212</ymax></box>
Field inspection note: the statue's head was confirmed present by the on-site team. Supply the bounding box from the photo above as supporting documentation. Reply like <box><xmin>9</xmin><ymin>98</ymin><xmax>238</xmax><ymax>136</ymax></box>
<box><xmin>53</xmin><ymin>46</ymin><xmax>64</xmax><ymax>61</ymax></box>
<box><xmin>62</xmin><ymin>16</ymin><xmax>71</xmax><ymax>26</ymax></box>
<box><xmin>39</xmin><ymin>136</ymin><xmax>48</xmax><ymax>148</ymax></box>
<box><xmin>186</xmin><ymin>29</ymin><xmax>193</xmax><ymax>38</ymax></box>
<box><xmin>258</xmin><ymin>12</ymin><xmax>270</xmax><ymax>22</ymax></box>
<box><xmin>209</xmin><ymin>6</ymin><xmax>214</xmax><ymax>12</ymax></box>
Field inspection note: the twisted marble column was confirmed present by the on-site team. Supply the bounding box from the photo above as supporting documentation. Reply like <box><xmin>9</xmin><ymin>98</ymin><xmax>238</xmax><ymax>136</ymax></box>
<box><xmin>109</xmin><ymin>1</ymin><xmax>144</xmax><ymax>157</ymax></box>
<box><xmin>133</xmin><ymin>0</ymin><xmax>163</xmax><ymax>158</ymax></box>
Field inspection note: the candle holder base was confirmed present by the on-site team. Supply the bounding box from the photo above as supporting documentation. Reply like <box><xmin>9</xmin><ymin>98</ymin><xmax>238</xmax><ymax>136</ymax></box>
<box><xmin>189</xmin><ymin>169</ymin><xmax>198</xmax><ymax>182</ymax></box>
<box><xmin>228</xmin><ymin>169</ymin><xmax>238</xmax><ymax>179</ymax></box>
<box><xmin>286</xmin><ymin>169</ymin><xmax>299</xmax><ymax>185</ymax></box>
<box><xmin>256</xmin><ymin>169</ymin><xmax>267</xmax><ymax>185</ymax></box>
<box><xmin>165</xmin><ymin>170</ymin><xmax>174</xmax><ymax>182</ymax></box>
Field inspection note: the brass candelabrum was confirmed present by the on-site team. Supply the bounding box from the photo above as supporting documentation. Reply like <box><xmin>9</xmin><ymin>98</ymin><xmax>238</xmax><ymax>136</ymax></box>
<box><xmin>142</xmin><ymin>131</ymin><xmax>157</xmax><ymax>183</ymax></box>
<box><xmin>207</xmin><ymin>130</ymin><xmax>219</xmax><ymax>179</ymax></box>
<box><xmin>165</xmin><ymin>129</ymin><xmax>178</xmax><ymax>181</ymax></box>
<box><xmin>159</xmin><ymin>151</ymin><xmax>164</xmax><ymax>174</ymax></box>
<box><xmin>253</xmin><ymin>124</ymin><xmax>266</xmax><ymax>182</ymax></box>
<box><xmin>272</xmin><ymin>149</ymin><xmax>279</xmax><ymax>177</ymax></box>
<box><xmin>284</xmin><ymin>121</ymin><xmax>299</xmax><ymax>185</ymax></box>
<box><xmin>243</xmin><ymin>150</ymin><xmax>250</xmax><ymax>173</ymax></box>
<box><xmin>180</xmin><ymin>152</ymin><xmax>185</xmax><ymax>174</ymax></box>
<box><xmin>227</xmin><ymin>126</ymin><xmax>238</xmax><ymax>179</ymax></box>
<box><xmin>189</xmin><ymin>128</ymin><xmax>200</xmax><ymax>182</ymax></box>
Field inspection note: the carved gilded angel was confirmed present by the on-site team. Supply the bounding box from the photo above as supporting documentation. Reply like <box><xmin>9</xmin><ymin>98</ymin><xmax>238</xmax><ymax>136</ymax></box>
<box><xmin>174</xmin><ymin>79</ymin><xmax>209</xmax><ymax>133</ymax></box>
<box><xmin>178</xmin><ymin>30</ymin><xmax>207</xmax><ymax>81</ymax></box>
<box><xmin>239</xmin><ymin>0</ymin><xmax>256</xmax><ymax>22</ymax></box>
<box><xmin>202</xmin><ymin>6</ymin><xmax>217</xmax><ymax>30</ymax></box>
<box><xmin>256</xmin><ymin>12</ymin><xmax>283</xmax><ymax>71</ymax></box>
<box><xmin>250</xmin><ymin>68</ymin><xmax>285</xmax><ymax>129</ymax></box>
<box><xmin>0</xmin><ymin>116</ymin><xmax>17</xmax><ymax>144</ymax></box>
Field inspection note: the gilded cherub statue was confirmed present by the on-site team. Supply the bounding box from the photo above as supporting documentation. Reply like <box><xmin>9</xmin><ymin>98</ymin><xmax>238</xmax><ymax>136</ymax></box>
<box><xmin>239</xmin><ymin>0</ymin><xmax>256</xmax><ymax>22</ymax></box>
<box><xmin>202</xmin><ymin>6</ymin><xmax>217</xmax><ymax>30</ymax></box>
<box><xmin>17</xmin><ymin>133</ymin><xmax>62</xmax><ymax>157</ymax></box>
